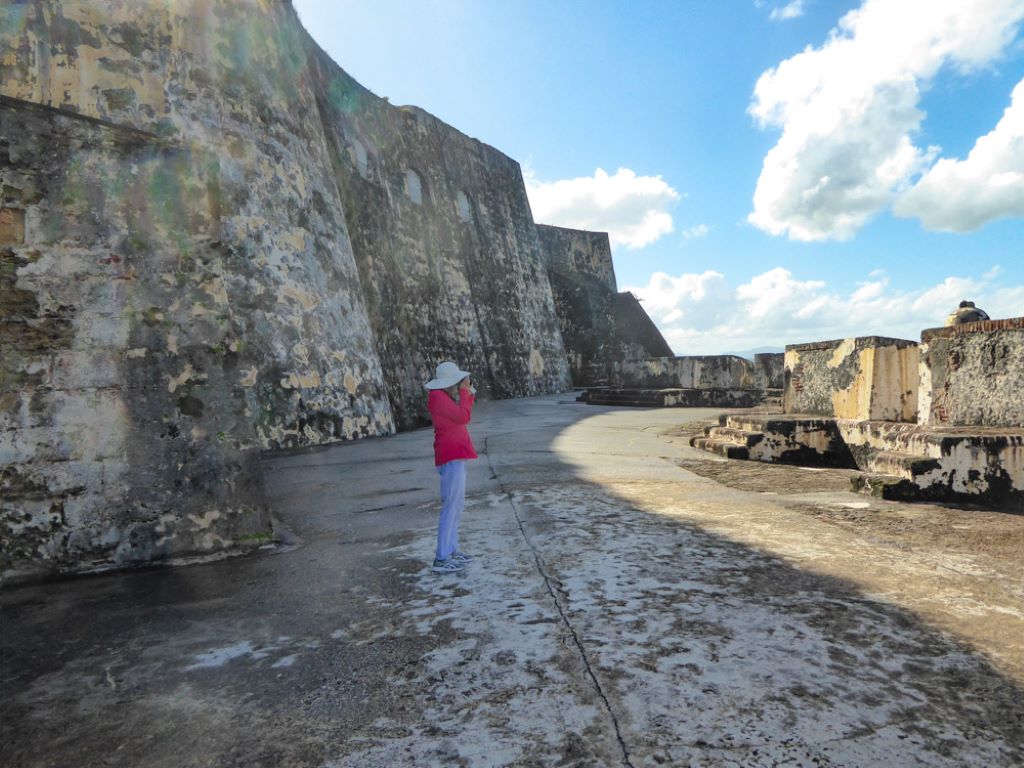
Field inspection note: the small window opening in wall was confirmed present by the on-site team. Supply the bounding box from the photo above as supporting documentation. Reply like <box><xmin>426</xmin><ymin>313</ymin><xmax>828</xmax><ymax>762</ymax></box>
<box><xmin>456</xmin><ymin>191</ymin><xmax>472</xmax><ymax>223</ymax></box>
<box><xmin>351</xmin><ymin>139</ymin><xmax>369</xmax><ymax>176</ymax></box>
<box><xmin>405</xmin><ymin>169</ymin><xmax>423</xmax><ymax>204</ymax></box>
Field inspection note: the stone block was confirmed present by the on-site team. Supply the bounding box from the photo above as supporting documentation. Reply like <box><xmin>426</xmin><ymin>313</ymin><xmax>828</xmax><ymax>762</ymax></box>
<box><xmin>784</xmin><ymin>336</ymin><xmax>918</xmax><ymax>422</ymax></box>
<box><xmin>0</xmin><ymin>208</ymin><xmax>25</xmax><ymax>244</ymax></box>
<box><xmin>919</xmin><ymin>317</ymin><xmax>1024</xmax><ymax>427</ymax></box>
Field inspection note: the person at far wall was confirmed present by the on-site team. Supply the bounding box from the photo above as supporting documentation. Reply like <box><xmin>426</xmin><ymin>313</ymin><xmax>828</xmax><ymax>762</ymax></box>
<box><xmin>424</xmin><ymin>361</ymin><xmax>479</xmax><ymax>575</ymax></box>
<box><xmin>946</xmin><ymin>300</ymin><xmax>991</xmax><ymax>326</ymax></box>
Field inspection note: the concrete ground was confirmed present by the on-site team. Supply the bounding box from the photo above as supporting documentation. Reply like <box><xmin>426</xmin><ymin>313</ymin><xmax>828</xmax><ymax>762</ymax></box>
<box><xmin>2</xmin><ymin>394</ymin><xmax>1024</xmax><ymax>767</ymax></box>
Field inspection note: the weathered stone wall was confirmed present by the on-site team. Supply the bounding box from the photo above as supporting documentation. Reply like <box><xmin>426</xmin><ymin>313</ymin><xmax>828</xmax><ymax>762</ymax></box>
<box><xmin>0</xmin><ymin>0</ymin><xmax>395</xmax><ymax>578</ymax></box>
<box><xmin>309</xmin><ymin>51</ymin><xmax>571</xmax><ymax>430</ymax></box>
<box><xmin>536</xmin><ymin>224</ymin><xmax>617</xmax><ymax>292</ymax></box>
<box><xmin>784</xmin><ymin>337</ymin><xmax>918</xmax><ymax>421</ymax></box>
<box><xmin>754</xmin><ymin>353</ymin><xmax>784</xmax><ymax>390</ymax></box>
<box><xmin>612</xmin><ymin>355</ymin><xmax>759</xmax><ymax>390</ymax></box>
<box><xmin>919</xmin><ymin>317</ymin><xmax>1024</xmax><ymax>427</ymax></box>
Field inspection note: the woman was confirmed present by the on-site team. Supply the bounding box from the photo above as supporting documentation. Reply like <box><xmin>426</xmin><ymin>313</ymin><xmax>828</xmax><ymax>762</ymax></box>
<box><xmin>424</xmin><ymin>361</ymin><xmax>478</xmax><ymax>574</ymax></box>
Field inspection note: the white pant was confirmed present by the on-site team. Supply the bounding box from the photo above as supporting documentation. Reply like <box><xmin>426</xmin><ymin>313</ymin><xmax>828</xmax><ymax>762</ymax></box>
<box><xmin>436</xmin><ymin>460</ymin><xmax>466</xmax><ymax>560</ymax></box>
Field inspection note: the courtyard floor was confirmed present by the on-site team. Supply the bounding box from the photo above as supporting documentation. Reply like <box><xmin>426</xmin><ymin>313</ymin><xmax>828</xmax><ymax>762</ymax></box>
<box><xmin>3</xmin><ymin>394</ymin><xmax>1023</xmax><ymax>767</ymax></box>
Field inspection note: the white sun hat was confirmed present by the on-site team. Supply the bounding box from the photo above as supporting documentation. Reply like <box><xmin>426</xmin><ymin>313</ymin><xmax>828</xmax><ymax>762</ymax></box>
<box><xmin>425</xmin><ymin>361</ymin><xmax>471</xmax><ymax>390</ymax></box>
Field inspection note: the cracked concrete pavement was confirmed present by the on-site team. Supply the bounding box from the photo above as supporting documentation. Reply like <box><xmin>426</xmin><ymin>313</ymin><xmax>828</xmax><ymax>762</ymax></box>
<box><xmin>3</xmin><ymin>394</ymin><xmax>1024</xmax><ymax>766</ymax></box>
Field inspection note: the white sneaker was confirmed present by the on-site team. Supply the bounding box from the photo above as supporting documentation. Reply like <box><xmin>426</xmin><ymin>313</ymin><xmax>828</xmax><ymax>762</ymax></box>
<box><xmin>450</xmin><ymin>551</ymin><xmax>473</xmax><ymax>563</ymax></box>
<box><xmin>431</xmin><ymin>558</ymin><xmax>464</xmax><ymax>574</ymax></box>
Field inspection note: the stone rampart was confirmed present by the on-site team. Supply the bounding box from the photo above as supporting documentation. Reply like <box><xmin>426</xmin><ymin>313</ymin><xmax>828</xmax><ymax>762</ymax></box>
<box><xmin>919</xmin><ymin>317</ymin><xmax>1024</xmax><ymax>427</ymax></box>
<box><xmin>612</xmin><ymin>293</ymin><xmax>674</xmax><ymax>363</ymax></box>
<box><xmin>536</xmin><ymin>226</ymin><xmax>670</xmax><ymax>385</ymax></box>
<box><xmin>784</xmin><ymin>337</ymin><xmax>919</xmax><ymax>422</ymax></box>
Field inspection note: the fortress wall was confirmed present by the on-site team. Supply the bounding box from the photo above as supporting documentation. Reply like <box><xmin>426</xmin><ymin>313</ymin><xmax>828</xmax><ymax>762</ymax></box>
<box><xmin>308</xmin><ymin>49</ymin><xmax>571</xmax><ymax>430</ymax></box>
<box><xmin>920</xmin><ymin>318</ymin><xmax>1024</xmax><ymax>427</ymax></box>
<box><xmin>0</xmin><ymin>0</ymin><xmax>393</xmax><ymax>577</ymax></box>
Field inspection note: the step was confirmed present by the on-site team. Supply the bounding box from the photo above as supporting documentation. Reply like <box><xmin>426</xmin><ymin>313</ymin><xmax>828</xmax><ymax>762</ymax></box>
<box><xmin>707</xmin><ymin>426</ymin><xmax>765</xmax><ymax>448</ymax></box>
<box><xmin>588</xmin><ymin>396</ymin><xmax>663</xmax><ymax>407</ymax></box>
<box><xmin>867</xmin><ymin>450</ymin><xmax>942</xmax><ymax>479</ymax></box>
<box><xmin>720</xmin><ymin>412</ymin><xmax>773</xmax><ymax>430</ymax></box>
<box><xmin>851</xmin><ymin>473</ymin><xmax>911</xmax><ymax>499</ymax></box>
<box><xmin>691</xmin><ymin>436</ymin><xmax>750</xmax><ymax>460</ymax></box>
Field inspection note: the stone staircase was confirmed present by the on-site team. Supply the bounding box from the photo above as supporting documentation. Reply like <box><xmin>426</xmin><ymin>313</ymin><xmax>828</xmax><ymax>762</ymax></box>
<box><xmin>691</xmin><ymin>413</ymin><xmax>853</xmax><ymax>466</ymax></box>
<box><xmin>690</xmin><ymin>412</ymin><xmax>1024</xmax><ymax>509</ymax></box>
<box><xmin>690</xmin><ymin>421</ymin><xmax>765</xmax><ymax>460</ymax></box>
<box><xmin>762</xmin><ymin>387</ymin><xmax>783</xmax><ymax>409</ymax></box>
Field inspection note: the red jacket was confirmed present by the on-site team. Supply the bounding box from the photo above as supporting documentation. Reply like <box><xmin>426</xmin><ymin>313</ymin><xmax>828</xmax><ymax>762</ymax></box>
<box><xmin>428</xmin><ymin>389</ymin><xmax>478</xmax><ymax>466</ymax></box>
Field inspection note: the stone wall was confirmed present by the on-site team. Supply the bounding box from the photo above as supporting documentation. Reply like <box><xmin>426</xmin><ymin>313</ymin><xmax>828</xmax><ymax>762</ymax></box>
<box><xmin>310</xmin><ymin>53</ymin><xmax>571</xmax><ymax>430</ymax></box>
<box><xmin>612</xmin><ymin>355</ymin><xmax>759</xmax><ymax>390</ymax></box>
<box><xmin>919</xmin><ymin>317</ymin><xmax>1024</xmax><ymax>427</ymax></box>
<box><xmin>784</xmin><ymin>337</ymin><xmax>919</xmax><ymax>421</ymax></box>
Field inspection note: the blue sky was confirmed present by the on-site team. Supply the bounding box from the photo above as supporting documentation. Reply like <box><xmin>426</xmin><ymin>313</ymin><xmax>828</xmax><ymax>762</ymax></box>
<box><xmin>292</xmin><ymin>0</ymin><xmax>1024</xmax><ymax>354</ymax></box>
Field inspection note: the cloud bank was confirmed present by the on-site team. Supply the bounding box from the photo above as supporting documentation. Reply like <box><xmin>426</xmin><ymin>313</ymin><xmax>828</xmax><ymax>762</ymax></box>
<box><xmin>750</xmin><ymin>0</ymin><xmax>1024</xmax><ymax>241</ymax></box>
<box><xmin>525</xmin><ymin>167</ymin><xmax>680</xmax><ymax>249</ymax></box>
<box><xmin>624</xmin><ymin>265</ymin><xmax>1024</xmax><ymax>355</ymax></box>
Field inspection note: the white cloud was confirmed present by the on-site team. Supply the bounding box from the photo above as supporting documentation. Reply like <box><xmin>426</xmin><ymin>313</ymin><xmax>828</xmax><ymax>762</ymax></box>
<box><xmin>770</xmin><ymin>1</ymin><xmax>807</xmax><ymax>21</ymax></box>
<box><xmin>681</xmin><ymin>224</ymin><xmax>710</xmax><ymax>240</ymax></box>
<box><xmin>749</xmin><ymin>0</ymin><xmax>1024</xmax><ymax>241</ymax></box>
<box><xmin>526</xmin><ymin>167</ymin><xmax>680</xmax><ymax>249</ymax></box>
<box><xmin>625</xmin><ymin>264</ymin><xmax>1016</xmax><ymax>355</ymax></box>
<box><xmin>735</xmin><ymin>266</ymin><xmax>826</xmax><ymax>319</ymax></box>
<box><xmin>895</xmin><ymin>77</ymin><xmax>1024</xmax><ymax>230</ymax></box>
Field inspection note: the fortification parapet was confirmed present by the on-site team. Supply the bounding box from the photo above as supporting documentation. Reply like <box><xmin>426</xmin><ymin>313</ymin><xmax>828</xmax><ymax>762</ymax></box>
<box><xmin>784</xmin><ymin>336</ymin><xmax>919</xmax><ymax>422</ymax></box>
<box><xmin>612</xmin><ymin>355</ymin><xmax>758</xmax><ymax>390</ymax></box>
<box><xmin>920</xmin><ymin>317</ymin><xmax>1024</xmax><ymax>427</ymax></box>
